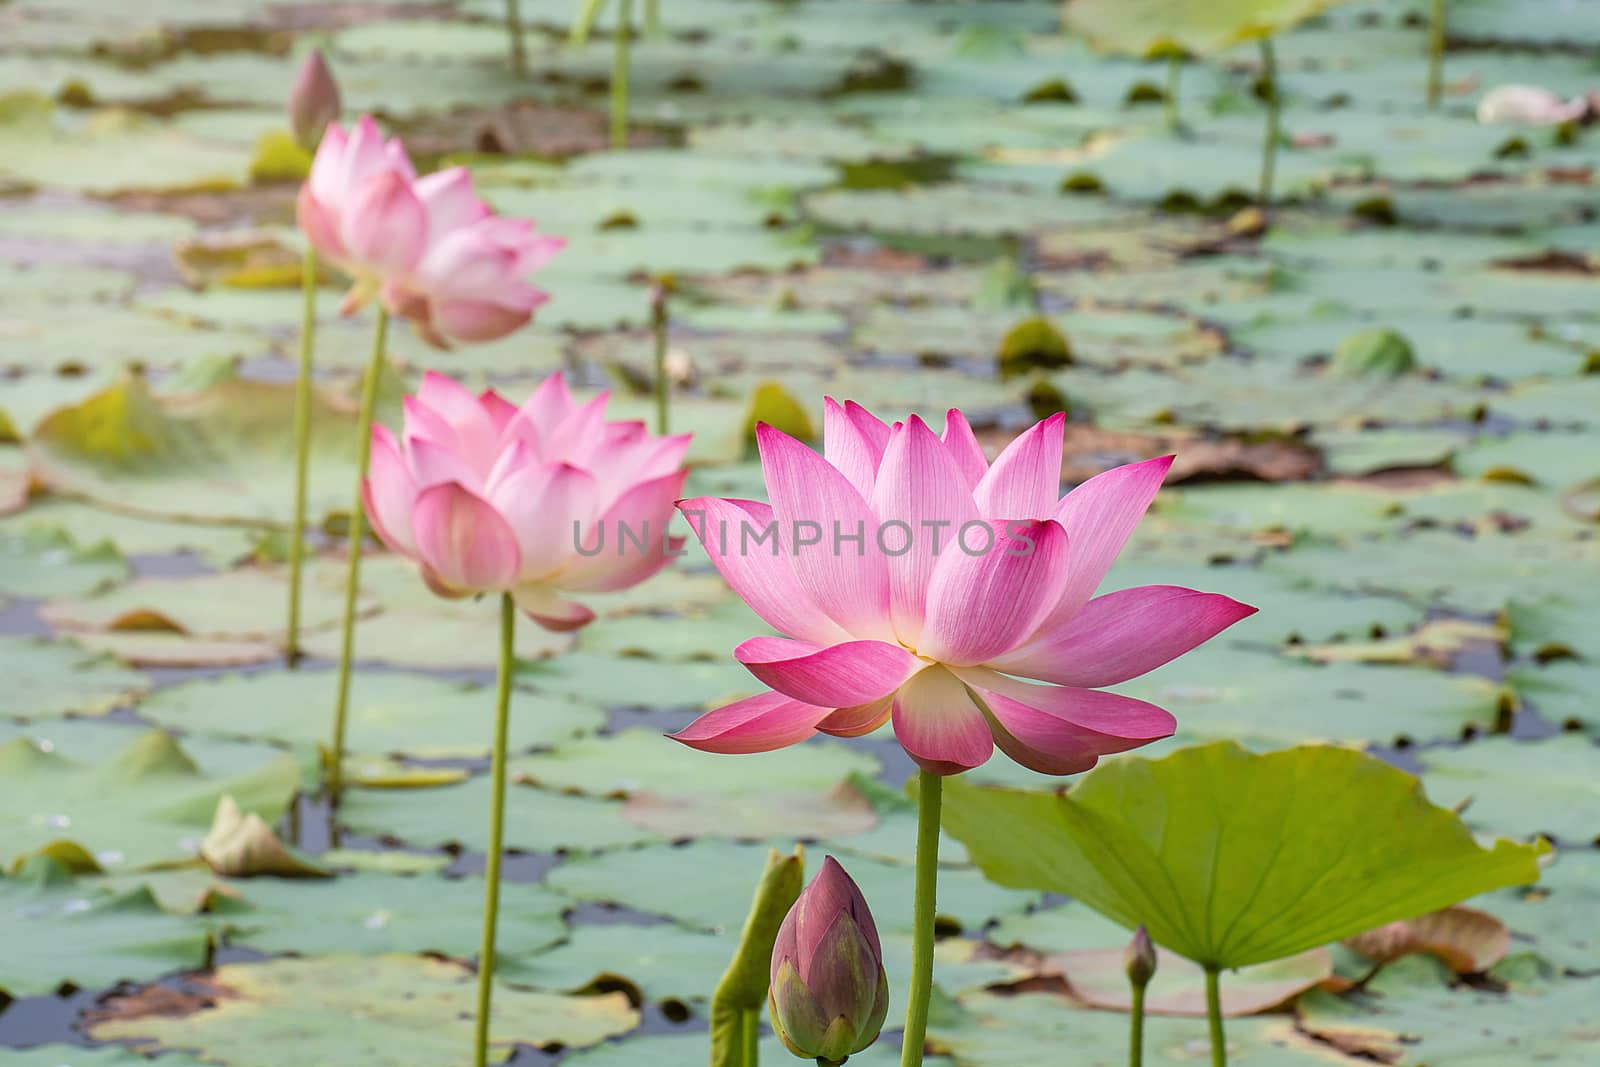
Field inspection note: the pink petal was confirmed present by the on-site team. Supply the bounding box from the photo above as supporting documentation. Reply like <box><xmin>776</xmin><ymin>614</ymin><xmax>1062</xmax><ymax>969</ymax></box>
<box><xmin>677</xmin><ymin>497</ymin><xmax>850</xmax><ymax>647</ymax></box>
<box><xmin>511</xmin><ymin>584</ymin><xmax>595</xmax><ymax>631</ymax></box>
<box><xmin>867</xmin><ymin>415</ymin><xmax>981</xmax><ymax>649</ymax></box>
<box><xmin>402</xmin><ymin>394</ymin><xmax>459</xmax><ymax>451</ymax></box>
<box><xmin>417</xmin><ymin>371</ymin><xmax>500</xmax><ymax>465</ymax></box>
<box><xmin>306</xmin><ymin>120</ymin><xmax>348</xmax><ymax>204</ymax></box>
<box><xmin>941</xmin><ymin>409</ymin><xmax>989</xmax><ymax>491</ymax></box>
<box><xmin>433</xmin><ymin>298</ymin><xmax>538</xmax><ymax>345</ymax></box>
<box><xmin>412</xmin><ymin>166</ymin><xmax>489</xmax><ymax>235</ymax></box>
<box><xmin>295</xmin><ymin>183</ymin><xmax>348</xmax><ymax>266</ymax></box>
<box><xmin>480</xmin><ymin>389</ymin><xmax>518</xmax><ymax>435</ymax></box>
<box><xmin>973</xmin><ymin>413</ymin><xmax>1064</xmax><ymax>520</ymax></box>
<box><xmin>406</xmin><ymin>435</ymin><xmax>482</xmax><ymax>493</ymax></box>
<box><xmin>669</xmin><ymin>691</ymin><xmax>834</xmax><ymax>755</ymax></box>
<box><xmin>362</xmin><ymin>424</ymin><xmax>418</xmax><ymax>557</ymax></box>
<box><xmin>891</xmin><ymin>665</ymin><xmax>992</xmax><ymax>775</ymax></box>
<box><xmin>823</xmin><ymin>396</ymin><xmax>886</xmax><ymax>498</ymax></box>
<box><xmin>735</xmin><ymin>636</ymin><xmax>919</xmax><ymax>708</ymax></box>
<box><xmin>1047</xmin><ymin>455</ymin><xmax>1174</xmax><ymax>625</ymax></box>
<box><xmin>917</xmin><ymin>519</ymin><xmax>1070</xmax><ymax>666</ymax></box>
<box><xmin>340</xmin><ymin>169</ymin><xmax>427</xmax><ymax>276</ymax></box>
<box><xmin>757</xmin><ymin>423</ymin><xmax>893</xmax><ymax>641</ymax></box>
<box><xmin>818</xmin><ymin>696</ymin><xmax>891</xmax><ymax>738</ymax></box>
<box><xmin>488</xmin><ymin>461</ymin><xmax>597</xmax><ymax>580</ymax></box>
<box><xmin>505</xmin><ymin>372</ymin><xmax>575</xmax><ymax>456</ymax></box>
<box><xmin>953</xmin><ymin>666</ymin><xmax>1175</xmax><ymax>775</ymax></box>
<box><xmin>556</xmin><ymin>469</ymin><xmax>688</xmax><ymax>593</ymax></box>
<box><xmin>411</xmin><ymin>482</ymin><xmax>521</xmax><ymax>594</ymax></box>
<box><xmin>991</xmin><ymin>585</ymin><xmax>1257</xmax><ymax>687</ymax></box>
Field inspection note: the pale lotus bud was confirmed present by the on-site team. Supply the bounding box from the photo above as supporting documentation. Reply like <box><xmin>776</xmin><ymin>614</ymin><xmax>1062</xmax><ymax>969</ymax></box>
<box><xmin>1125</xmin><ymin>924</ymin><xmax>1157</xmax><ymax>988</ymax></box>
<box><xmin>287</xmin><ymin>49</ymin><xmax>341</xmax><ymax>150</ymax></box>
<box><xmin>769</xmin><ymin>857</ymin><xmax>889</xmax><ymax>1065</ymax></box>
<box><xmin>1476</xmin><ymin>85</ymin><xmax>1586</xmax><ymax>127</ymax></box>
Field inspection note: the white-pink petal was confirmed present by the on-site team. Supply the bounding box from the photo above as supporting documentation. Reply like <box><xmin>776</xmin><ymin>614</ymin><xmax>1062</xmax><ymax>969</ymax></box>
<box><xmin>991</xmin><ymin>584</ymin><xmax>1257</xmax><ymax>687</ymax></box>
<box><xmin>1046</xmin><ymin>455</ymin><xmax>1174</xmax><ymax>626</ymax></box>
<box><xmin>677</xmin><ymin>497</ymin><xmax>850</xmax><ymax>647</ymax></box>
<box><xmin>734</xmin><ymin>636</ymin><xmax>919</xmax><ymax>708</ymax></box>
<box><xmin>918</xmin><ymin>518</ymin><xmax>1070</xmax><ymax>666</ymax></box>
<box><xmin>973</xmin><ymin>413</ymin><xmax>1064</xmax><ymax>520</ymax></box>
<box><xmin>411</xmin><ymin>482</ymin><xmax>521</xmax><ymax>594</ymax></box>
<box><xmin>891</xmin><ymin>665</ymin><xmax>993</xmax><ymax>776</ymax></box>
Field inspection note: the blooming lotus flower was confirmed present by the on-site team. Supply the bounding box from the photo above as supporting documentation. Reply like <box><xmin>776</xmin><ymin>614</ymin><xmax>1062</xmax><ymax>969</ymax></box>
<box><xmin>363</xmin><ymin>370</ymin><xmax>690</xmax><ymax>631</ymax></box>
<box><xmin>286</xmin><ymin>48</ymin><xmax>340</xmax><ymax>151</ymax></box>
<box><xmin>1477</xmin><ymin>85</ymin><xmax>1588</xmax><ymax>126</ymax></box>
<box><xmin>297</xmin><ymin>117</ymin><xmax>562</xmax><ymax>342</ymax></box>
<box><xmin>672</xmin><ymin>402</ymin><xmax>1256</xmax><ymax>775</ymax></box>
<box><xmin>769</xmin><ymin>857</ymin><xmax>888</xmax><ymax>1066</ymax></box>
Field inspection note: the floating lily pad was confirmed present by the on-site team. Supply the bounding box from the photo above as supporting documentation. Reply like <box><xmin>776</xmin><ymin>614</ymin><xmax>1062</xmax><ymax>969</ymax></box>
<box><xmin>0</xmin><ymin>720</ymin><xmax>300</xmax><ymax>870</ymax></box>
<box><xmin>85</xmin><ymin>954</ymin><xmax>639</xmax><ymax>1063</ymax></box>
<box><xmin>0</xmin><ymin>855</ymin><xmax>213</xmax><ymax>997</ymax></box>
<box><xmin>1419</xmin><ymin>735</ymin><xmax>1600</xmax><ymax>845</ymax></box>
<box><xmin>0</xmin><ymin>635</ymin><xmax>148</xmax><ymax>721</ymax></box>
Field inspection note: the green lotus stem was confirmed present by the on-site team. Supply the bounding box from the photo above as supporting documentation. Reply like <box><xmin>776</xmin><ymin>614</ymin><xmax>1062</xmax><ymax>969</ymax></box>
<box><xmin>1205</xmin><ymin>966</ymin><xmax>1227</xmax><ymax>1067</ymax></box>
<box><xmin>900</xmin><ymin>770</ymin><xmax>942</xmax><ymax>1067</ymax></box>
<box><xmin>1129</xmin><ymin>981</ymin><xmax>1145</xmax><ymax>1067</ymax></box>
<box><xmin>741</xmin><ymin>1006</ymin><xmax>759</xmax><ymax>1064</ymax></box>
<box><xmin>285</xmin><ymin>246</ymin><xmax>318</xmax><ymax>669</ymax></box>
<box><xmin>645</xmin><ymin>0</ymin><xmax>661</xmax><ymax>37</ymax></box>
<box><xmin>1164</xmin><ymin>53</ymin><xmax>1181</xmax><ymax>132</ymax></box>
<box><xmin>612</xmin><ymin>0</ymin><xmax>632</xmax><ymax>148</ymax></box>
<box><xmin>651</xmin><ymin>282</ymin><xmax>669</xmax><ymax>435</ymax></box>
<box><xmin>505</xmin><ymin>0</ymin><xmax>526</xmax><ymax>76</ymax></box>
<box><xmin>1257</xmin><ymin>37</ymin><xmax>1279</xmax><ymax>207</ymax></box>
<box><xmin>1427</xmin><ymin>0</ymin><xmax>1447</xmax><ymax>109</ymax></box>
<box><xmin>473</xmin><ymin>592</ymin><xmax>517</xmax><ymax>1067</ymax></box>
<box><xmin>327</xmin><ymin>306</ymin><xmax>388</xmax><ymax>812</ymax></box>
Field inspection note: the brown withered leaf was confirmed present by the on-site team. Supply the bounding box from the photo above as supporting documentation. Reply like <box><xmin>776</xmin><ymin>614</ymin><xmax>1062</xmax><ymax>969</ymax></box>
<box><xmin>1343</xmin><ymin>905</ymin><xmax>1511</xmax><ymax>975</ymax></box>
<box><xmin>974</xmin><ymin>424</ymin><xmax>1321</xmax><ymax>486</ymax></box>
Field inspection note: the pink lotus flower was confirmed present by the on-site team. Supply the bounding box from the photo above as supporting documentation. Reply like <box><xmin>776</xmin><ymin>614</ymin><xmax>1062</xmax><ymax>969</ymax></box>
<box><xmin>363</xmin><ymin>370</ymin><xmax>690</xmax><ymax>631</ymax></box>
<box><xmin>672</xmin><ymin>402</ymin><xmax>1255</xmax><ymax>775</ymax></box>
<box><xmin>297</xmin><ymin>116</ymin><xmax>562</xmax><ymax>343</ymax></box>
<box><xmin>769</xmin><ymin>856</ymin><xmax>889</xmax><ymax>1065</ymax></box>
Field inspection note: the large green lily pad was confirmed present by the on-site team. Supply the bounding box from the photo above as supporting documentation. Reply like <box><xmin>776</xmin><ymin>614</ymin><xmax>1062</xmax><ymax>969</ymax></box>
<box><xmin>84</xmin><ymin>954</ymin><xmax>639</xmax><ymax>1064</ymax></box>
<box><xmin>941</xmin><ymin>742</ymin><xmax>1545</xmax><ymax>970</ymax></box>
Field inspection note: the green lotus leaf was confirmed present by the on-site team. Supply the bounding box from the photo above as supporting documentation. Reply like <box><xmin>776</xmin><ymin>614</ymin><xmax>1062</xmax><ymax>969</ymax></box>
<box><xmin>940</xmin><ymin>742</ymin><xmax>1546</xmax><ymax>970</ymax></box>
<box><xmin>1065</xmin><ymin>0</ymin><xmax>1367</xmax><ymax>58</ymax></box>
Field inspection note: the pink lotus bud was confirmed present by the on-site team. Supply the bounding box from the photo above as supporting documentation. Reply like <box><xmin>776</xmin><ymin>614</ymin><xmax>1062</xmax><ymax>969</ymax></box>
<box><xmin>1125</xmin><ymin>925</ymin><xmax>1157</xmax><ymax>987</ymax></box>
<box><xmin>363</xmin><ymin>371</ymin><xmax>691</xmax><ymax>632</ymax></box>
<box><xmin>287</xmin><ymin>49</ymin><xmax>341</xmax><ymax>150</ymax></box>
<box><xmin>768</xmin><ymin>857</ymin><xmax>888</xmax><ymax>1065</ymax></box>
<box><xmin>1477</xmin><ymin>85</ymin><xmax>1587</xmax><ymax>126</ymax></box>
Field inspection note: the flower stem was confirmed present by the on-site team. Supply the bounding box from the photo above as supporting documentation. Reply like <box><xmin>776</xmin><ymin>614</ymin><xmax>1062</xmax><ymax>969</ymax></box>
<box><xmin>900</xmin><ymin>770</ymin><xmax>942</xmax><ymax>1067</ymax></box>
<box><xmin>1426</xmin><ymin>0</ymin><xmax>1447</xmax><ymax>109</ymax></box>
<box><xmin>1164</xmin><ymin>52</ymin><xmax>1181</xmax><ymax>132</ymax></box>
<box><xmin>1257</xmin><ymin>36</ymin><xmax>1279</xmax><ymax>207</ymax></box>
<box><xmin>326</xmin><ymin>306</ymin><xmax>388</xmax><ymax>814</ymax></box>
<box><xmin>285</xmin><ymin>246</ymin><xmax>318</xmax><ymax>669</ymax></box>
<box><xmin>473</xmin><ymin>592</ymin><xmax>517</xmax><ymax>1067</ymax></box>
<box><xmin>612</xmin><ymin>0</ymin><xmax>632</xmax><ymax>149</ymax></box>
<box><xmin>651</xmin><ymin>282</ymin><xmax>669</xmax><ymax>435</ymax></box>
<box><xmin>740</xmin><ymin>1005</ymin><xmax>759</xmax><ymax>1065</ymax></box>
<box><xmin>505</xmin><ymin>0</ymin><xmax>526</xmax><ymax>77</ymax></box>
<box><xmin>645</xmin><ymin>0</ymin><xmax>661</xmax><ymax>37</ymax></box>
<box><xmin>1205</xmin><ymin>966</ymin><xmax>1227</xmax><ymax>1067</ymax></box>
<box><xmin>1128</xmin><ymin>982</ymin><xmax>1145</xmax><ymax>1067</ymax></box>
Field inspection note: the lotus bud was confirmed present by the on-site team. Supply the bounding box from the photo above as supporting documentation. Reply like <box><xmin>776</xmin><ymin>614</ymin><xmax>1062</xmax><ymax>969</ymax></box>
<box><xmin>1125</xmin><ymin>924</ymin><xmax>1157</xmax><ymax>988</ymax></box>
<box><xmin>769</xmin><ymin>857</ymin><xmax>889</xmax><ymax>1066</ymax></box>
<box><xmin>288</xmin><ymin>49</ymin><xmax>341</xmax><ymax>150</ymax></box>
